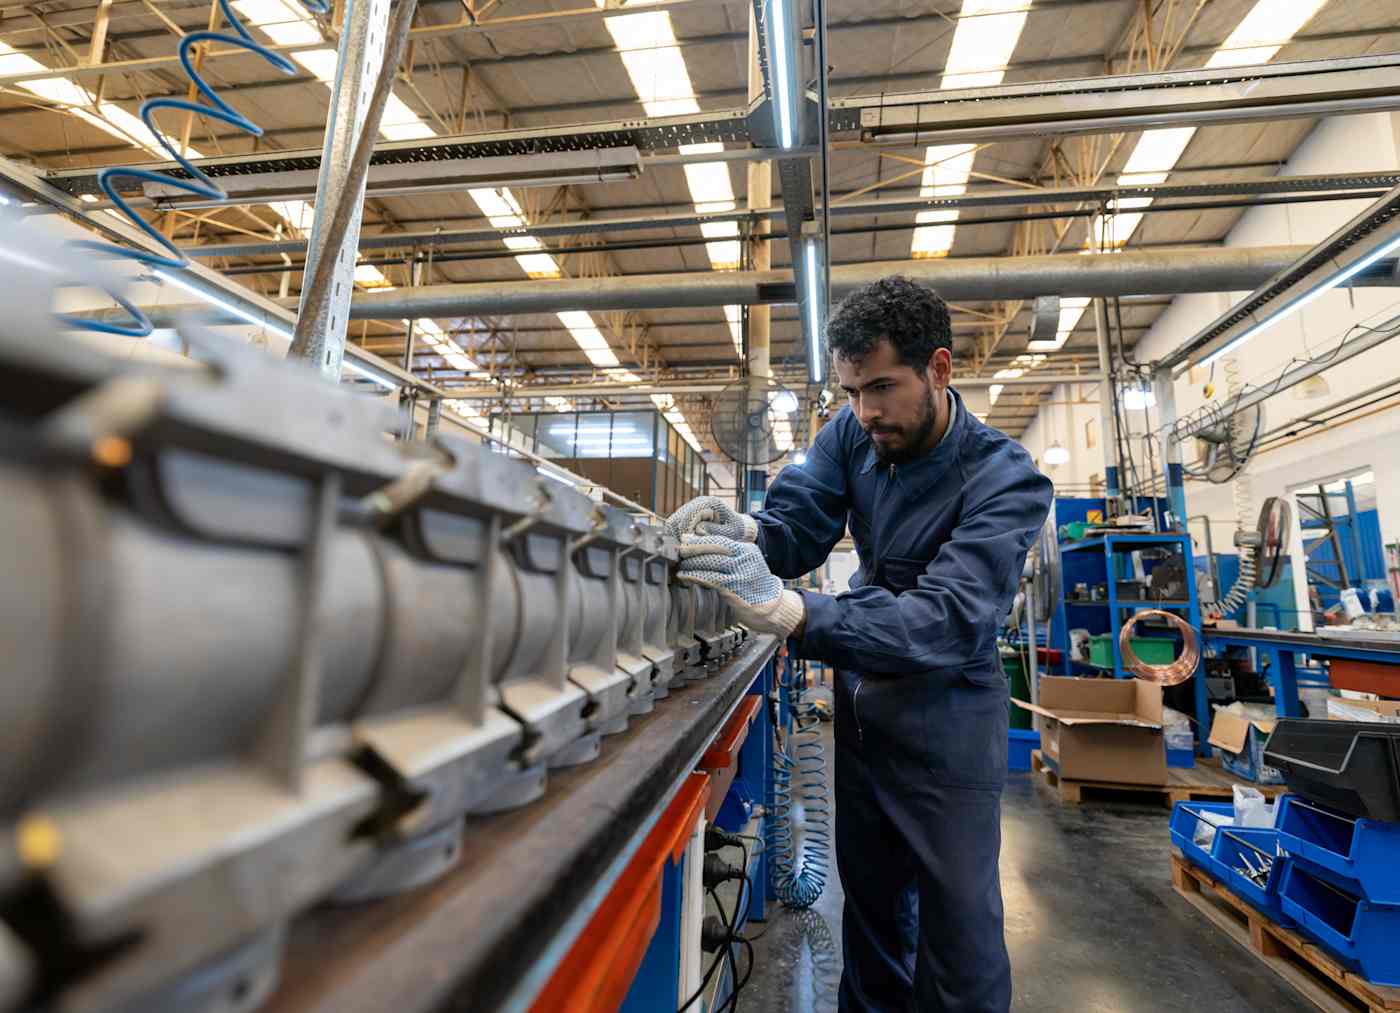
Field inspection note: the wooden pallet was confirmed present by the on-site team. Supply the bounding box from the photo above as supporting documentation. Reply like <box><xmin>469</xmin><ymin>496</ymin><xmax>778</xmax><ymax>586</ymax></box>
<box><xmin>1030</xmin><ymin>750</ymin><xmax>1287</xmax><ymax>806</ymax></box>
<box><xmin>1171</xmin><ymin>853</ymin><xmax>1400</xmax><ymax>1013</ymax></box>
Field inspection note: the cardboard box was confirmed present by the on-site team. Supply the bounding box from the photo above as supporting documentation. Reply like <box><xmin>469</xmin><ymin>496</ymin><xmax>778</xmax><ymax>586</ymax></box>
<box><xmin>1012</xmin><ymin>677</ymin><xmax>1166</xmax><ymax>785</ymax></box>
<box><xmin>1208</xmin><ymin>710</ymin><xmax>1282</xmax><ymax>784</ymax></box>
<box><xmin>1328</xmin><ymin>698</ymin><xmax>1400</xmax><ymax>724</ymax></box>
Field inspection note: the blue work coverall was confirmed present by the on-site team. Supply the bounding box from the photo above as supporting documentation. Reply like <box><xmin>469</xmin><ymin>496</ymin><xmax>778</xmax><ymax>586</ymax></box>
<box><xmin>753</xmin><ymin>387</ymin><xmax>1053</xmax><ymax>1013</ymax></box>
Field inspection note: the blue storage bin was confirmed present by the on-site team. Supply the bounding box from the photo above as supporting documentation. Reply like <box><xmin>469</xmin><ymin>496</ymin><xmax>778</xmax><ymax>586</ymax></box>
<box><xmin>1167</xmin><ymin>747</ymin><xmax>1196</xmax><ymax>769</ymax></box>
<box><xmin>1276</xmin><ymin>795</ymin><xmax>1400</xmax><ymax>904</ymax></box>
<box><xmin>1209</xmin><ymin>826</ymin><xmax>1293</xmax><ymax>926</ymax></box>
<box><xmin>1280</xmin><ymin>862</ymin><xmax>1400</xmax><ymax>987</ymax></box>
<box><xmin>1169</xmin><ymin>801</ymin><xmax>1233</xmax><ymax>873</ymax></box>
<box><xmin>1008</xmin><ymin>729</ymin><xmax>1039</xmax><ymax>772</ymax></box>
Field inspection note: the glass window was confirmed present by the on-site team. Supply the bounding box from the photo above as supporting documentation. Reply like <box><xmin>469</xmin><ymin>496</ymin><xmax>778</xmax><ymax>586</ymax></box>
<box><xmin>655</xmin><ymin>413</ymin><xmax>673</xmax><ymax>463</ymax></box>
<box><xmin>605</xmin><ymin>411</ymin><xmax>657</xmax><ymax>459</ymax></box>
<box><xmin>565</xmin><ymin>411</ymin><xmax>614</xmax><ymax>460</ymax></box>
<box><xmin>512</xmin><ymin>414</ymin><xmax>540</xmax><ymax>455</ymax></box>
<box><xmin>535</xmin><ymin>413</ymin><xmax>577</xmax><ymax>458</ymax></box>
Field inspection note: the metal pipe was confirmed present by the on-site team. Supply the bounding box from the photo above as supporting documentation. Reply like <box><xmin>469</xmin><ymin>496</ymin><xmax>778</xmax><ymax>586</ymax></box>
<box><xmin>175</xmin><ymin>173</ymin><xmax>1397</xmax><ymax>260</ymax></box>
<box><xmin>333</xmin><ymin>244</ymin><xmax>1327</xmax><ymax>320</ymax></box>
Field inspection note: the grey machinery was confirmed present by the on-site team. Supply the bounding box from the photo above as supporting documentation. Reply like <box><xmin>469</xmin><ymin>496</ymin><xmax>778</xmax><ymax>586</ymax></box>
<box><xmin>0</xmin><ymin>212</ymin><xmax>747</xmax><ymax>1013</ymax></box>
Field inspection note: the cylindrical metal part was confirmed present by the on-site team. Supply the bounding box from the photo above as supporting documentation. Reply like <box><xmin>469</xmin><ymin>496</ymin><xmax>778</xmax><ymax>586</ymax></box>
<box><xmin>40</xmin><ymin>516</ymin><xmax>381</xmax><ymax>799</ymax></box>
<box><xmin>341</xmin><ymin>245</ymin><xmax>1315</xmax><ymax>319</ymax></box>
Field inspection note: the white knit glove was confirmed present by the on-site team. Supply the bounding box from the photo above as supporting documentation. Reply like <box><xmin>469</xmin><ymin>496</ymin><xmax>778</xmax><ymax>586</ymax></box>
<box><xmin>678</xmin><ymin>535</ymin><xmax>805</xmax><ymax>638</ymax></box>
<box><xmin>667</xmin><ymin>496</ymin><xmax>758</xmax><ymax>542</ymax></box>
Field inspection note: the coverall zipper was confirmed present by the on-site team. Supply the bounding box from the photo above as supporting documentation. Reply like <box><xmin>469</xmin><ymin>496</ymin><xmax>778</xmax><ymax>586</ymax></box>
<box><xmin>852</xmin><ymin>679</ymin><xmax>865</xmax><ymax>743</ymax></box>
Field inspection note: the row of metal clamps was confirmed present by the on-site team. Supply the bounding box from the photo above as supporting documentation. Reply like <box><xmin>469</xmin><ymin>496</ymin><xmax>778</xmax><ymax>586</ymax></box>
<box><xmin>0</xmin><ymin>310</ymin><xmax>744</xmax><ymax>1013</ymax></box>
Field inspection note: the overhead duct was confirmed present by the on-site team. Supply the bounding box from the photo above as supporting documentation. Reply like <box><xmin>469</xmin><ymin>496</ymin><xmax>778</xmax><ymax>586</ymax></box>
<box><xmin>333</xmin><ymin>245</ymin><xmax>1338</xmax><ymax>319</ymax></box>
<box><xmin>1029</xmin><ymin>294</ymin><xmax>1060</xmax><ymax>344</ymax></box>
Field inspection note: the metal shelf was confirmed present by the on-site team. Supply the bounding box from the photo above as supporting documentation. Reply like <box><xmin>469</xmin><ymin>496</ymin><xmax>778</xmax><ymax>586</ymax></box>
<box><xmin>1060</xmin><ymin>532</ymin><xmax>1192</xmax><ymax>553</ymax></box>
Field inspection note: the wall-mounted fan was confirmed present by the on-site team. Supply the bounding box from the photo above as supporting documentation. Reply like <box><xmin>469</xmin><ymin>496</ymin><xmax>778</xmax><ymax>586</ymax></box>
<box><xmin>709</xmin><ymin>378</ymin><xmax>802</xmax><ymax>467</ymax></box>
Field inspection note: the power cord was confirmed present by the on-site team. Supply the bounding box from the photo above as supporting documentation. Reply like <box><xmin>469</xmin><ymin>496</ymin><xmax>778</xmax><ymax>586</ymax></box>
<box><xmin>677</xmin><ymin>864</ymin><xmax>747</xmax><ymax>1013</ymax></box>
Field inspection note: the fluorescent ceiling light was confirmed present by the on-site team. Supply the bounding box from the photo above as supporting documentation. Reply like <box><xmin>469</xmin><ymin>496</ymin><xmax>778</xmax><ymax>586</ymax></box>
<box><xmin>1092</xmin><ymin>0</ymin><xmax>1326</xmax><ymax>251</ymax></box>
<box><xmin>803</xmin><ymin>242</ymin><xmax>824</xmax><ymax>382</ymax></box>
<box><xmin>939</xmin><ymin>0</ymin><xmax>1031</xmax><ymax>88</ymax></box>
<box><xmin>1207</xmin><ymin>0</ymin><xmax>1328</xmax><ymax>69</ymax></box>
<box><xmin>910</xmin><ymin>0</ymin><xmax>1028</xmax><ymax>258</ymax></box>
<box><xmin>767</xmin><ymin>0</ymin><xmax>798</xmax><ymax>149</ymax></box>
<box><xmin>1200</xmin><ymin>230</ymin><xmax>1400</xmax><ymax>369</ymax></box>
<box><xmin>153</xmin><ymin>267</ymin><xmax>293</xmax><ymax>339</ymax></box>
<box><xmin>341</xmin><ymin>356</ymin><xmax>396</xmax><ymax>389</ymax></box>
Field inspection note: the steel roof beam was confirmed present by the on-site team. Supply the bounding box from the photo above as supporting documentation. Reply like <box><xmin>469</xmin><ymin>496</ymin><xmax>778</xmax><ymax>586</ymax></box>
<box><xmin>171</xmin><ymin>172</ymin><xmax>1399</xmax><ymax>260</ymax></box>
<box><xmin>43</xmin><ymin>55</ymin><xmax>1400</xmax><ymax>197</ymax></box>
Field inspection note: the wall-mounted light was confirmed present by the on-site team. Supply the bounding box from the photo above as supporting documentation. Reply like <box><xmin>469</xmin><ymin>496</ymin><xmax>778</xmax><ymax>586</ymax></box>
<box><xmin>1044</xmin><ymin>442</ymin><xmax>1070</xmax><ymax>466</ymax></box>
<box><xmin>1121</xmin><ymin>382</ymin><xmax>1156</xmax><ymax>411</ymax></box>
<box><xmin>764</xmin><ymin>0</ymin><xmax>803</xmax><ymax>151</ymax></box>
<box><xmin>803</xmin><ymin>240</ymin><xmax>825</xmax><ymax>384</ymax></box>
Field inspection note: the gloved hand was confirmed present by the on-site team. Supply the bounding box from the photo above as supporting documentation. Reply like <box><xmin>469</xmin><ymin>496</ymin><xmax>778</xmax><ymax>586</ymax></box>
<box><xmin>678</xmin><ymin>535</ymin><xmax>805</xmax><ymax>638</ymax></box>
<box><xmin>666</xmin><ymin>496</ymin><xmax>758</xmax><ymax>542</ymax></box>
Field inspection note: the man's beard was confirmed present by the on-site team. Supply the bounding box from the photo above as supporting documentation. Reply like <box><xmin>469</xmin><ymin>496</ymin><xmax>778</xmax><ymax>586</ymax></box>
<box><xmin>870</xmin><ymin>388</ymin><xmax>941</xmax><ymax>466</ymax></box>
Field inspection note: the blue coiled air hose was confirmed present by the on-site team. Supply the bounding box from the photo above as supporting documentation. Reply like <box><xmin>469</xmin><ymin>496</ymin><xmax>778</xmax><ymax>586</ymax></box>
<box><xmin>766</xmin><ymin>652</ymin><xmax>830</xmax><ymax>909</ymax></box>
<box><xmin>62</xmin><ymin>0</ymin><xmax>332</xmax><ymax>337</ymax></box>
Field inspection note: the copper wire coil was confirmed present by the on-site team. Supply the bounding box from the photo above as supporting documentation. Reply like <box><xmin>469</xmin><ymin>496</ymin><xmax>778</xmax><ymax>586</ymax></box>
<box><xmin>1119</xmin><ymin>609</ymin><xmax>1200</xmax><ymax>686</ymax></box>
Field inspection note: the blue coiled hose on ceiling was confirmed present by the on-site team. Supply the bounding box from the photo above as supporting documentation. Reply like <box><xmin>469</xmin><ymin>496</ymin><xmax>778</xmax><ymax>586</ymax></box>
<box><xmin>63</xmin><ymin>0</ymin><xmax>332</xmax><ymax>337</ymax></box>
<box><xmin>767</xmin><ymin>652</ymin><xmax>830</xmax><ymax>909</ymax></box>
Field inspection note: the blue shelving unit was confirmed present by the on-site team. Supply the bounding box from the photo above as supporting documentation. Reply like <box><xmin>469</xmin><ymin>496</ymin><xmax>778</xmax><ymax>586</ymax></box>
<box><xmin>1052</xmin><ymin>529</ymin><xmax>1212</xmax><ymax>751</ymax></box>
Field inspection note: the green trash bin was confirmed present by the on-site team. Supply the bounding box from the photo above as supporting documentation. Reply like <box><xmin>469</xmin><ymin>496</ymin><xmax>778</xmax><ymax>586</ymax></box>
<box><xmin>1002</xmin><ymin>652</ymin><xmax>1033</xmax><ymax>730</ymax></box>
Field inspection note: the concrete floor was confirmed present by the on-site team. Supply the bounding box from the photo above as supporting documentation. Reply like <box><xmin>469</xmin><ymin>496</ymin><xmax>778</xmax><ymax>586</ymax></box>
<box><xmin>743</xmin><ymin>723</ymin><xmax>1314</xmax><ymax>1013</ymax></box>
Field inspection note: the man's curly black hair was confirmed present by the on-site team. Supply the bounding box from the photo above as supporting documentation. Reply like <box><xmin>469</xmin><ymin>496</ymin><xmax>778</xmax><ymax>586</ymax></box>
<box><xmin>826</xmin><ymin>276</ymin><xmax>951</xmax><ymax>371</ymax></box>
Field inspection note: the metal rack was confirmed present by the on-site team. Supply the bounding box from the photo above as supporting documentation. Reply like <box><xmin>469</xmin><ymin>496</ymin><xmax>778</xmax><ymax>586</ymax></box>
<box><xmin>1054</xmin><ymin>532</ymin><xmax>1211</xmax><ymax>749</ymax></box>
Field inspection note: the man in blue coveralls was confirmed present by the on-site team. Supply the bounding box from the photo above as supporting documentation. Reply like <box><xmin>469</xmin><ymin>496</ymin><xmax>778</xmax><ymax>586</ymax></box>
<box><xmin>669</xmin><ymin>276</ymin><xmax>1053</xmax><ymax>1012</ymax></box>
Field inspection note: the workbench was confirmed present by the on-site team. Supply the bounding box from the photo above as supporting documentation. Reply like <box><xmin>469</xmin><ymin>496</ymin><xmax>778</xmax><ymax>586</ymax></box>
<box><xmin>259</xmin><ymin>634</ymin><xmax>780</xmax><ymax>1013</ymax></box>
<box><xmin>1203</xmin><ymin>627</ymin><xmax>1400</xmax><ymax>717</ymax></box>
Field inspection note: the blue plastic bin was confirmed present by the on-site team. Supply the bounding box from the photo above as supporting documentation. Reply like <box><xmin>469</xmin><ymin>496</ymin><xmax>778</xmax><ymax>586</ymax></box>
<box><xmin>1167</xmin><ymin>747</ymin><xmax>1196</xmax><ymax>769</ymax></box>
<box><xmin>1280</xmin><ymin>861</ymin><xmax>1400</xmax><ymax>986</ymax></box>
<box><xmin>1169</xmin><ymin>801</ymin><xmax>1233</xmax><ymax>873</ymax></box>
<box><xmin>1208</xmin><ymin>826</ymin><xmax>1293</xmax><ymax>926</ymax></box>
<box><xmin>1008</xmin><ymin>729</ymin><xmax>1040</xmax><ymax>772</ymax></box>
<box><xmin>1217</xmin><ymin>723</ymin><xmax>1285</xmax><ymax>784</ymax></box>
<box><xmin>1276</xmin><ymin>794</ymin><xmax>1400</xmax><ymax>904</ymax></box>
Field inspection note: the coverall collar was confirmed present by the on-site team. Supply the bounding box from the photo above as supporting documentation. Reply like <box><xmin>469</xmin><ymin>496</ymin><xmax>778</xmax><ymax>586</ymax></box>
<box><xmin>859</xmin><ymin>385</ymin><xmax>965</xmax><ymax>483</ymax></box>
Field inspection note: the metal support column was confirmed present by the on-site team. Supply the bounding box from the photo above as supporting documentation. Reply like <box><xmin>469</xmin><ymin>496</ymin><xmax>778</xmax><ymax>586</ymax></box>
<box><xmin>1153</xmin><ymin>367</ymin><xmax>1188</xmax><ymax>532</ymax></box>
<box><xmin>1093</xmin><ymin>298</ymin><xmax>1123</xmax><ymax>508</ymax></box>
<box><xmin>292</xmin><ymin>0</ymin><xmax>393</xmax><ymax>380</ymax></box>
<box><xmin>745</xmin><ymin>5</ymin><xmax>772</xmax><ymax>511</ymax></box>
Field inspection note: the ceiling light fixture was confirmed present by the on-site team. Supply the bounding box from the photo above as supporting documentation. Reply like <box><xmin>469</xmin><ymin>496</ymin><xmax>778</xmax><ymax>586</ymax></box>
<box><xmin>765</xmin><ymin>0</ymin><xmax>802</xmax><ymax>150</ymax></box>
<box><xmin>804</xmin><ymin>241</ymin><xmax>825</xmax><ymax>383</ymax></box>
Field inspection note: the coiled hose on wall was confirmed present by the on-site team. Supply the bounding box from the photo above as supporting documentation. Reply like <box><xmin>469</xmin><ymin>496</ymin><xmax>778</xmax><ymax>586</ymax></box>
<box><xmin>62</xmin><ymin>0</ymin><xmax>331</xmax><ymax>338</ymax></box>
<box><xmin>1206</xmin><ymin>355</ymin><xmax>1257</xmax><ymax>620</ymax></box>
<box><xmin>766</xmin><ymin>653</ymin><xmax>830</xmax><ymax>909</ymax></box>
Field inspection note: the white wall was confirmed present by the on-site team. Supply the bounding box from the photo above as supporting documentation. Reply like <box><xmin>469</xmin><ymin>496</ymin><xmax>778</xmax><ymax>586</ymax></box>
<box><xmin>1016</xmin><ymin>381</ymin><xmax>1104</xmax><ymax>496</ymax></box>
<box><xmin>1023</xmin><ymin>111</ymin><xmax>1400</xmax><ymax>548</ymax></box>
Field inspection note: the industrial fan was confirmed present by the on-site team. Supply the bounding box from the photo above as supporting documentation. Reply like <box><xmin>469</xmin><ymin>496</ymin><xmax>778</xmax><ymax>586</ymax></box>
<box><xmin>1028</xmin><ymin>512</ymin><xmax>1062</xmax><ymax>622</ymax></box>
<box><xmin>1191</xmin><ymin>400</ymin><xmax>1264</xmax><ymax>484</ymax></box>
<box><xmin>1210</xmin><ymin>495</ymin><xmax>1292</xmax><ymax>618</ymax></box>
<box><xmin>1250</xmin><ymin>496</ymin><xmax>1291</xmax><ymax>589</ymax></box>
<box><xmin>709</xmin><ymin>377</ymin><xmax>804</xmax><ymax>466</ymax></box>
